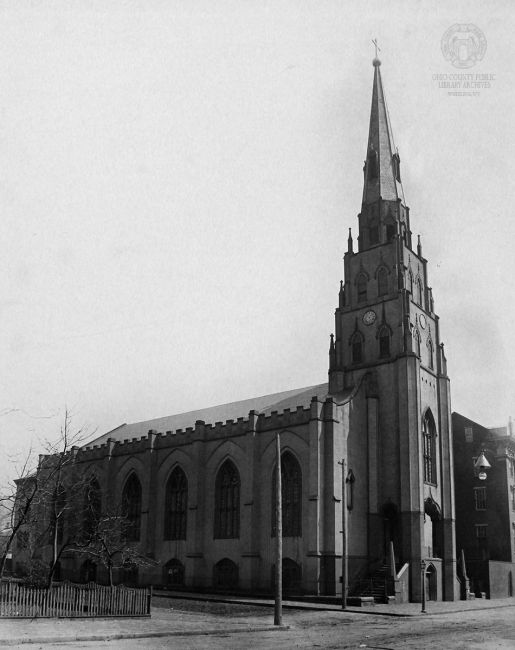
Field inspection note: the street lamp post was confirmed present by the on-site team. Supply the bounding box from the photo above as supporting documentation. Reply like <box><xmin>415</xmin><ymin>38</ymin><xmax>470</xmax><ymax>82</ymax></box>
<box><xmin>339</xmin><ymin>458</ymin><xmax>348</xmax><ymax>610</ymax></box>
<box><xmin>420</xmin><ymin>559</ymin><xmax>426</xmax><ymax>614</ymax></box>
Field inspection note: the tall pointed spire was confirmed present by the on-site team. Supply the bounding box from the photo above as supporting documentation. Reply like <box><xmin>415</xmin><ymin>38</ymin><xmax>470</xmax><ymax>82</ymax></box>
<box><xmin>362</xmin><ymin>58</ymin><xmax>405</xmax><ymax>206</ymax></box>
<box><xmin>357</xmin><ymin>57</ymin><xmax>412</xmax><ymax>252</ymax></box>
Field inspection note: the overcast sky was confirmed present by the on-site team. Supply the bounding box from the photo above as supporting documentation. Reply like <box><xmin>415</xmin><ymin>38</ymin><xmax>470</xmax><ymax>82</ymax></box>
<box><xmin>1</xmin><ymin>1</ymin><xmax>514</xmax><ymax>480</ymax></box>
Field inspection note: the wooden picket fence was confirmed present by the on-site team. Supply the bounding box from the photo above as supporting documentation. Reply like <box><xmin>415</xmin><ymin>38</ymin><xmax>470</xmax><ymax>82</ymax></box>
<box><xmin>0</xmin><ymin>580</ymin><xmax>152</xmax><ymax>618</ymax></box>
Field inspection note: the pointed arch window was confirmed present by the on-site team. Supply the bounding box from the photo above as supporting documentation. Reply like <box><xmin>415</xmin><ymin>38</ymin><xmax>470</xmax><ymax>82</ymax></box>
<box><xmin>408</xmin><ymin>270</ymin><xmax>414</xmax><ymax>296</ymax></box>
<box><xmin>386</xmin><ymin>222</ymin><xmax>396</xmax><ymax>241</ymax></box>
<box><xmin>378</xmin><ymin>326</ymin><xmax>391</xmax><ymax>358</ymax></box>
<box><xmin>414</xmin><ymin>329</ymin><xmax>421</xmax><ymax>358</ymax></box>
<box><xmin>214</xmin><ymin>460</ymin><xmax>240</xmax><ymax>539</ymax></box>
<box><xmin>122</xmin><ymin>473</ymin><xmax>142</xmax><ymax>542</ymax></box>
<box><xmin>427</xmin><ymin>339</ymin><xmax>434</xmax><ymax>370</ymax></box>
<box><xmin>83</xmin><ymin>477</ymin><xmax>101</xmax><ymax>542</ymax></box>
<box><xmin>357</xmin><ymin>274</ymin><xmax>368</xmax><ymax>303</ymax></box>
<box><xmin>164</xmin><ymin>467</ymin><xmax>188</xmax><ymax>540</ymax></box>
<box><xmin>272</xmin><ymin>451</ymin><xmax>302</xmax><ymax>537</ymax></box>
<box><xmin>369</xmin><ymin>224</ymin><xmax>379</xmax><ymax>246</ymax></box>
<box><xmin>423</xmin><ymin>412</ymin><xmax>437</xmax><ymax>485</ymax></box>
<box><xmin>350</xmin><ymin>331</ymin><xmax>364</xmax><ymax>364</ymax></box>
<box><xmin>416</xmin><ymin>278</ymin><xmax>423</xmax><ymax>306</ymax></box>
<box><xmin>377</xmin><ymin>268</ymin><xmax>388</xmax><ymax>296</ymax></box>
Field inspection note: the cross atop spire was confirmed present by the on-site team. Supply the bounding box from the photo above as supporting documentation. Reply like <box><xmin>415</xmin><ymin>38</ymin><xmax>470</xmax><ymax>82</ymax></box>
<box><xmin>372</xmin><ymin>38</ymin><xmax>381</xmax><ymax>62</ymax></box>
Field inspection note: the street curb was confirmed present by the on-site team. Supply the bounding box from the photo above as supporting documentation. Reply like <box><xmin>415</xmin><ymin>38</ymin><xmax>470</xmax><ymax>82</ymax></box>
<box><xmin>153</xmin><ymin>592</ymin><xmax>515</xmax><ymax>619</ymax></box>
<box><xmin>0</xmin><ymin>625</ymin><xmax>290</xmax><ymax>646</ymax></box>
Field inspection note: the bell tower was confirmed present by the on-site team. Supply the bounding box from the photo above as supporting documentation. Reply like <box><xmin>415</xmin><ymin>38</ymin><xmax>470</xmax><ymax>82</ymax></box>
<box><xmin>329</xmin><ymin>56</ymin><xmax>457</xmax><ymax>601</ymax></box>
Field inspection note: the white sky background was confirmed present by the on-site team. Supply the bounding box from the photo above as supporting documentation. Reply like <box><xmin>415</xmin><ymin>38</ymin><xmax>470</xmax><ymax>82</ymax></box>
<box><xmin>0</xmin><ymin>1</ymin><xmax>514</xmax><ymax>480</ymax></box>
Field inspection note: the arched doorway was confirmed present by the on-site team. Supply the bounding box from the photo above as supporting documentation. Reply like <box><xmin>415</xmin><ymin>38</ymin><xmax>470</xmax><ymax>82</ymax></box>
<box><xmin>271</xmin><ymin>559</ymin><xmax>302</xmax><ymax>595</ymax></box>
<box><xmin>164</xmin><ymin>559</ymin><xmax>185</xmax><ymax>588</ymax></box>
<box><xmin>213</xmin><ymin>558</ymin><xmax>238</xmax><ymax>591</ymax></box>
<box><xmin>425</xmin><ymin>563</ymin><xmax>437</xmax><ymax>600</ymax></box>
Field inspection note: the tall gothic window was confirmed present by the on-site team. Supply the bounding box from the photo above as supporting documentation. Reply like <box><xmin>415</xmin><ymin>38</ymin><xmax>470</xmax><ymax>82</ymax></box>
<box><xmin>271</xmin><ymin>452</ymin><xmax>302</xmax><ymax>537</ymax></box>
<box><xmin>369</xmin><ymin>225</ymin><xmax>379</xmax><ymax>245</ymax></box>
<box><xmin>386</xmin><ymin>222</ymin><xmax>396</xmax><ymax>241</ymax></box>
<box><xmin>408</xmin><ymin>270</ymin><xmax>414</xmax><ymax>296</ymax></box>
<box><xmin>377</xmin><ymin>268</ymin><xmax>388</xmax><ymax>296</ymax></box>
<box><xmin>357</xmin><ymin>274</ymin><xmax>367</xmax><ymax>303</ymax></box>
<box><xmin>214</xmin><ymin>461</ymin><xmax>240</xmax><ymax>539</ymax></box>
<box><xmin>83</xmin><ymin>477</ymin><xmax>101</xmax><ymax>542</ymax></box>
<box><xmin>378</xmin><ymin>326</ymin><xmax>390</xmax><ymax>358</ymax></box>
<box><xmin>164</xmin><ymin>467</ymin><xmax>188</xmax><ymax>540</ymax></box>
<box><xmin>351</xmin><ymin>332</ymin><xmax>364</xmax><ymax>364</ymax></box>
<box><xmin>122</xmin><ymin>473</ymin><xmax>142</xmax><ymax>542</ymax></box>
<box><xmin>423</xmin><ymin>412</ymin><xmax>437</xmax><ymax>485</ymax></box>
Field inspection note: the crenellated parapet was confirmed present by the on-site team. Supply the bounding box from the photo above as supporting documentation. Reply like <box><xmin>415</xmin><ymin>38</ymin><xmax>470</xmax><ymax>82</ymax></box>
<box><xmin>76</xmin><ymin>395</ymin><xmax>332</xmax><ymax>462</ymax></box>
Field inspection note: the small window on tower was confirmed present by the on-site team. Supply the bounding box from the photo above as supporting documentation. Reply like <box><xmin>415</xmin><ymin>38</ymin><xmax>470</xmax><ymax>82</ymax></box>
<box><xmin>357</xmin><ymin>275</ymin><xmax>367</xmax><ymax>303</ymax></box>
<box><xmin>369</xmin><ymin>225</ymin><xmax>379</xmax><ymax>245</ymax></box>
<box><xmin>350</xmin><ymin>333</ymin><xmax>364</xmax><ymax>364</ymax></box>
<box><xmin>417</xmin><ymin>278</ymin><xmax>423</xmax><ymax>306</ymax></box>
<box><xmin>386</xmin><ymin>223</ymin><xmax>396</xmax><ymax>241</ymax></box>
<box><xmin>414</xmin><ymin>329</ymin><xmax>421</xmax><ymax>357</ymax></box>
<box><xmin>367</xmin><ymin>148</ymin><xmax>378</xmax><ymax>179</ymax></box>
<box><xmin>379</xmin><ymin>327</ymin><xmax>390</xmax><ymax>358</ymax></box>
<box><xmin>427</xmin><ymin>339</ymin><xmax>434</xmax><ymax>370</ymax></box>
<box><xmin>377</xmin><ymin>268</ymin><xmax>388</xmax><ymax>296</ymax></box>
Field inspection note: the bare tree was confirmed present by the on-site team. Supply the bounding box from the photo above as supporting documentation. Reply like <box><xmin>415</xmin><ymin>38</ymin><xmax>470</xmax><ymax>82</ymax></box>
<box><xmin>71</xmin><ymin>496</ymin><xmax>157</xmax><ymax>587</ymax></box>
<box><xmin>0</xmin><ymin>409</ymin><xmax>90</xmax><ymax>585</ymax></box>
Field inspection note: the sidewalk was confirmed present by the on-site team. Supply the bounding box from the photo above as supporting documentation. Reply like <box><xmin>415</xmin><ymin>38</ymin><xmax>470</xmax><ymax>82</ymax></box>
<box><xmin>0</xmin><ymin>592</ymin><xmax>513</xmax><ymax>646</ymax></box>
<box><xmin>0</xmin><ymin>606</ymin><xmax>287</xmax><ymax>646</ymax></box>
<box><xmin>154</xmin><ymin>589</ymin><xmax>515</xmax><ymax>617</ymax></box>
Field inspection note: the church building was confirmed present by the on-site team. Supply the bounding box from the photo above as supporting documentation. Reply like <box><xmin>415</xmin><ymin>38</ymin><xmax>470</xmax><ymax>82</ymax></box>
<box><xmin>19</xmin><ymin>57</ymin><xmax>459</xmax><ymax>603</ymax></box>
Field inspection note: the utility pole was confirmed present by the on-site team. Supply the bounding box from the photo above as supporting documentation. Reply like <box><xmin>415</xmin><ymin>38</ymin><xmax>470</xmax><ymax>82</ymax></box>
<box><xmin>274</xmin><ymin>433</ymin><xmax>282</xmax><ymax>626</ymax></box>
<box><xmin>339</xmin><ymin>458</ymin><xmax>348</xmax><ymax>610</ymax></box>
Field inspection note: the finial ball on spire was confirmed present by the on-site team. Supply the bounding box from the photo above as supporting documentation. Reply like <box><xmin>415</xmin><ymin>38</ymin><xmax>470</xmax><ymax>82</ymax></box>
<box><xmin>373</xmin><ymin>58</ymin><xmax>381</xmax><ymax>67</ymax></box>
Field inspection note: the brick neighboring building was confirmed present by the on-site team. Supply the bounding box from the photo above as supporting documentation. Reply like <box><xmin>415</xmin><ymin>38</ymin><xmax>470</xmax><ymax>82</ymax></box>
<box><xmin>452</xmin><ymin>413</ymin><xmax>515</xmax><ymax>597</ymax></box>
<box><xmin>13</xmin><ymin>57</ymin><xmax>459</xmax><ymax>602</ymax></box>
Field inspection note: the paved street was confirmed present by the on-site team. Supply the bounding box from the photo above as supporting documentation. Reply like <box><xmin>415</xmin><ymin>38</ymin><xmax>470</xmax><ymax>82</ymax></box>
<box><xmin>5</xmin><ymin>598</ymin><xmax>515</xmax><ymax>649</ymax></box>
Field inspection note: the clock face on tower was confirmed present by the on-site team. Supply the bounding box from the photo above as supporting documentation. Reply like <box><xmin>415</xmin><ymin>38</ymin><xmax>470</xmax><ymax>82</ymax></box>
<box><xmin>362</xmin><ymin>310</ymin><xmax>376</xmax><ymax>326</ymax></box>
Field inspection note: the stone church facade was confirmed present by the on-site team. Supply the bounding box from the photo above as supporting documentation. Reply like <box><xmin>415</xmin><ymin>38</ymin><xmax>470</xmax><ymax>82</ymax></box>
<box><xmin>22</xmin><ymin>58</ymin><xmax>459</xmax><ymax>602</ymax></box>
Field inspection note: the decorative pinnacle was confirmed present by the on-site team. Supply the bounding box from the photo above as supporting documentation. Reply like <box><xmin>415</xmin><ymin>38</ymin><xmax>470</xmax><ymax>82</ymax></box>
<box><xmin>372</xmin><ymin>38</ymin><xmax>381</xmax><ymax>66</ymax></box>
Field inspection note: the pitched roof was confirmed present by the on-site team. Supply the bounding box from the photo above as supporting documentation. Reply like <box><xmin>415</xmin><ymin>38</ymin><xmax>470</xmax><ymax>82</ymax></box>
<box><xmin>86</xmin><ymin>382</ymin><xmax>329</xmax><ymax>447</ymax></box>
